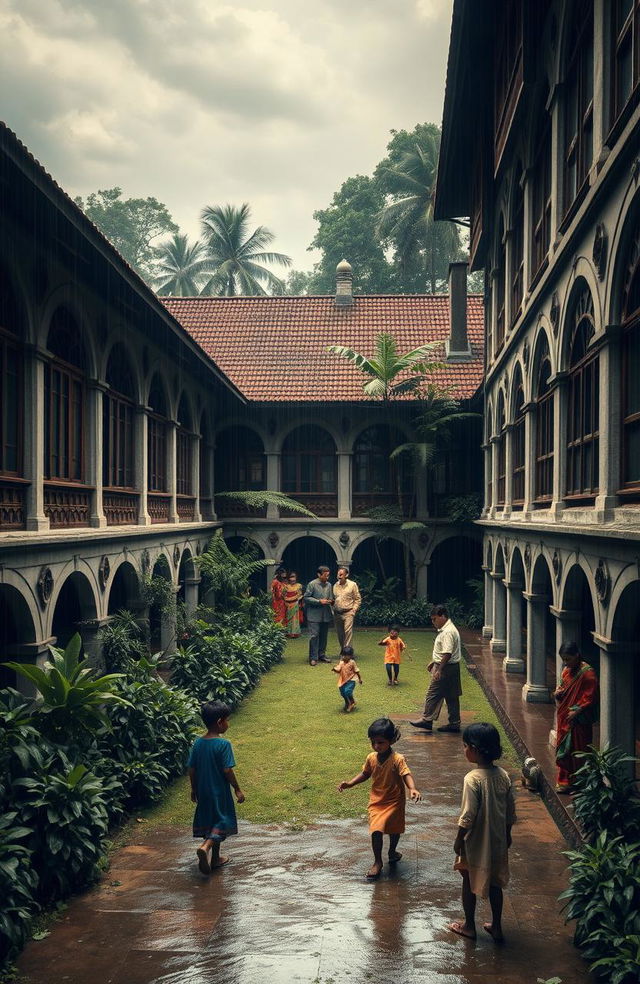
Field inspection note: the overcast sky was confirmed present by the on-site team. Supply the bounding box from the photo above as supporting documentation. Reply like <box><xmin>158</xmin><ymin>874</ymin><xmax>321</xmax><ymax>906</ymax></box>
<box><xmin>0</xmin><ymin>0</ymin><xmax>452</xmax><ymax>271</ymax></box>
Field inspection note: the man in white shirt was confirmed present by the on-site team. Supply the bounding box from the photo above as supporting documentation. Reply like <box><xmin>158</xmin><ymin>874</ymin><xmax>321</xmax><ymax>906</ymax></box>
<box><xmin>410</xmin><ymin>604</ymin><xmax>462</xmax><ymax>733</ymax></box>
<box><xmin>332</xmin><ymin>566</ymin><xmax>361</xmax><ymax>653</ymax></box>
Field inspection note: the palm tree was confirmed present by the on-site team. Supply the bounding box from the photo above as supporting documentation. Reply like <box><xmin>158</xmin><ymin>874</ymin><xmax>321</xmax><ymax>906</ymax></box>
<box><xmin>377</xmin><ymin>135</ymin><xmax>461</xmax><ymax>293</ymax></box>
<box><xmin>328</xmin><ymin>333</ymin><xmax>440</xmax><ymax>400</ymax></box>
<box><xmin>153</xmin><ymin>233</ymin><xmax>212</xmax><ymax>296</ymax></box>
<box><xmin>200</xmin><ymin>203</ymin><xmax>292</xmax><ymax>296</ymax></box>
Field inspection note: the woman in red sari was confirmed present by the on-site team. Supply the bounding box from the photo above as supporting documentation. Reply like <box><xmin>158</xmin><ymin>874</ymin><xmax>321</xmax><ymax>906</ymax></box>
<box><xmin>270</xmin><ymin>567</ymin><xmax>287</xmax><ymax>626</ymax></box>
<box><xmin>553</xmin><ymin>642</ymin><xmax>599</xmax><ymax>794</ymax></box>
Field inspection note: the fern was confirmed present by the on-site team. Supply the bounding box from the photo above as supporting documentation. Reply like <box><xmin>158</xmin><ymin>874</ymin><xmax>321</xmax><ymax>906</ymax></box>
<box><xmin>196</xmin><ymin>530</ymin><xmax>274</xmax><ymax>597</ymax></box>
<box><xmin>215</xmin><ymin>490</ymin><xmax>317</xmax><ymax>518</ymax></box>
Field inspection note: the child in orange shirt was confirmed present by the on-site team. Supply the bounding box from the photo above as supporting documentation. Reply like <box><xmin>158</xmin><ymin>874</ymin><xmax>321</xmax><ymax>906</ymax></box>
<box><xmin>332</xmin><ymin>646</ymin><xmax>363</xmax><ymax>712</ymax></box>
<box><xmin>378</xmin><ymin>625</ymin><xmax>406</xmax><ymax>686</ymax></box>
<box><xmin>338</xmin><ymin>717</ymin><xmax>421</xmax><ymax>879</ymax></box>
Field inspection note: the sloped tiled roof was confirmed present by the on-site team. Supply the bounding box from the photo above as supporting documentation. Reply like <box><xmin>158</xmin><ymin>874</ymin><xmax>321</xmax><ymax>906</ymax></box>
<box><xmin>162</xmin><ymin>294</ymin><xmax>484</xmax><ymax>402</ymax></box>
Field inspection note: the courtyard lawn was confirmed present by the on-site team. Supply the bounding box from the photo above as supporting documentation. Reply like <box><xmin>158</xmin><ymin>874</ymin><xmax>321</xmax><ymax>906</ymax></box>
<box><xmin>139</xmin><ymin>629</ymin><xmax>518</xmax><ymax>831</ymax></box>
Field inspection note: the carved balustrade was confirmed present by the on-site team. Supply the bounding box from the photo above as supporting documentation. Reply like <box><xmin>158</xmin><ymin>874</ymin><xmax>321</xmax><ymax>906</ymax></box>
<box><xmin>0</xmin><ymin>479</ymin><xmax>27</xmax><ymax>529</ymax></box>
<box><xmin>104</xmin><ymin>491</ymin><xmax>139</xmax><ymax>526</ymax></box>
<box><xmin>44</xmin><ymin>484</ymin><xmax>90</xmax><ymax>527</ymax></box>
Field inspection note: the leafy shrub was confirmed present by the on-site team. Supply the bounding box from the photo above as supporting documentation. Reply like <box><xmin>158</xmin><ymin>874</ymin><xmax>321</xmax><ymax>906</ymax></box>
<box><xmin>571</xmin><ymin>745</ymin><xmax>640</xmax><ymax>841</ymax></box>
<box><xmin>561</xmin><ymin>832</ymin><xmax>640</xmax><ymax>982</ymax></box>
<box><xmin>99</xmin><ymin>611</ymin><xmax>148</xmax><ymax>673</ymax></box>
<box><xmin>443</xmin><ymin>494</ymin><xmax>483</xmax><ymax>523</ymax></box>
<box><xmin>357</xmin><ymin>597</ymin><xmax>435</xmax><ymax>627</ymax></box>
<box><xmin>14</xmin><ymin>763</ymin><xmax>109</xmax><ymax>904</ymax></box>
<box><xmin>0</xmin><ymin>811</ymin><xmax>39</xmax><ymax>964</ymax></box>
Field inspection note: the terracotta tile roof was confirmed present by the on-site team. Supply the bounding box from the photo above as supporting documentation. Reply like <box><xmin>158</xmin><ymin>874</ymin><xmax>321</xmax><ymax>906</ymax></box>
<box><xmin>161</xmin><ymin>294</ymin><xmax>484</xmax><ymax>402</ymax></box>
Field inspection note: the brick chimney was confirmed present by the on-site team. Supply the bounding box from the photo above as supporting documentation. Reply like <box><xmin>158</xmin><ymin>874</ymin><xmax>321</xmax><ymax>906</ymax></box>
<box><xmin>335</xmin><ymin>258</ymin><xmax>353</xmax><ymax>306</ymax></box>
<box><xmin>445</xmin><ymin>259</ymin><xmax>471</xmax><ymax>361</ymax></box>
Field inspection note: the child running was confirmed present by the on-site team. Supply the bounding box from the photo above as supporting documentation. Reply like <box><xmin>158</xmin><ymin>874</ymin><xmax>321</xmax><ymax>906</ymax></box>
<box><xmin>338</xmin><ymin>717</ymin><xmax>421</xmax><ymax>879</ymax></box>
<box><xmin>332</xmin><ymin>646</ymin><xmax>363</xmax><ymax>712</ymax></box>
<box><xmin>188</xmin><ymin>700</ymin><xmax>245</xmax><ymax>876</ymax></box>
<box><xmin>449</xmin><ymin>722</ymin><xmax>516</xmax><ymax>943</ymax></box>
<box><xmin>378</xmin><ymin>625</ymin><xmax>406</xmax><ymax>685</ymax></box>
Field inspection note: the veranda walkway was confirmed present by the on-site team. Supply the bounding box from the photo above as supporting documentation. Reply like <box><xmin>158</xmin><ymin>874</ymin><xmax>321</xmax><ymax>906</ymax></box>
<box><xmin>17</xmin><ymin>648</ymin><xmax>592</xmax><ymax>984</ymax></box>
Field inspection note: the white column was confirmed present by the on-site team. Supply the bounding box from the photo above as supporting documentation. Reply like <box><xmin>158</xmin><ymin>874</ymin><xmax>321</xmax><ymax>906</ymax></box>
<box><xmin>416</xmin><ymin>562</ymin><xmax>428</xmax><ymax>600</ymax></box>
<box><xmin>80</xmin><ymin>617</ymin><xmax>110</xmax><ymax>672</ymax></box>
<box><xmin>167</xmin><ymin>420</ymin><xmax>178</xmax><ymax>523</ymax></box>
<box><xmin>24</xmin><ymin>347</ymin><xmax>49</xmax><ymax>531</ymax></box>
<box><xmin>88</xmin><ymin>381</ymin><xmax>106</xmax><ymax>528</ymax></box>
<box><xmin>160</xmin><ymin>586</ymin><xmax>179</xmax><ymax>654</ymax></box>
<box><xmin>523</xmin><ymin>403</ymin><xmax>535</xmax><ymax>514</ymax></box>
<box><xmin>490</xmin><ymin>572</ymin><xmax>506</xmax><ymax>653</ymax></box>
<box><xmin>595</xmin><ymin>327</ymin><xmax>622</xmax><ymax>514</ymax></box>
<box><xmin>191</xmin><ymin>434</ymin><xmax>202</xmax><ymax>522</ymax></box>
<box><xmin>592</xmin><ymin>0</ymin><xmax>606</xmax><ymax>168</ymax></box>
<box><xmin>135</xmin><ymin>406</ymin><xmax>151</xmax><ymax>526</ymax></box>
<box><xmin>522</xmin><ymin>592</ymin><xmax>551</xmax><ymax>702</ymax></box>
<box><xmin>595</xmin><ymin>634</ymin><xmax>633</xmax><ymax>762</ymax></box>
<box><xmin>504</xmin><ymin>581</ymin><xmax>525</xmax><ymax>673</ymax></box>
<box><xmin>482</xmin><ymin>564</ymin><xmax>493</xmax><ymax>638</ymax></box>
<box><xmin>522</xmin><ymin>168</ymin><xmax>533</xmax><ymax>298</ymax></box>
<box><xmin>481</xmin><ymin>443</ymin><xmax>491</xmax><ymax>517</ymax></box>
<box><xmin>184</xmin><ymin>576</ymin><xmax>200</xmax><ymax>617</ymax></box>
<box><xmin>503</xmin><ymin>423</ymin><xmax>513</xmax><ymax>516</ymax></box>
<box><xmin>489</xmin><ymin>436</ymin><xmax>499</xmax><ymax>516</ymax></box>
<box><xmin>549</xmin><ymin>83</ymin><xmax>562</xmax><ymax>246</ymax></box>
<box><xmin>266</xmin><ymin>452</ymin><xmax>280</xmax><ymax>519</ymax></box>
<box><xmin>338</xmin><ymin>451</ymin><xmax>351</xmax><ymax>519</ymax></box>
<box><xmin>550</xmin><ymin>375</ymin><xmax>567</xmax><ymax>518</ymax></box>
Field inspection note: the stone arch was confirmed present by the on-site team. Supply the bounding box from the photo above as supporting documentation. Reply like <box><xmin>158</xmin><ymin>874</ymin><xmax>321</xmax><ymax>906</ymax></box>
<box><xmin>526</xmin><ymin>552</ymin><xmax>555</xmax><ymax>695</ymax></box>
<box><xmin>610</xmin><ymin>578</ymin><xmax>640</xmax><ymax>769</ymax></box>
<box><xmin>40</xmin><ymin>291</ymin><xmax>97</xmax><ymax>377</ymax></box>
<box><xmin>508</xmin><ymin>544</ymin><xmax>526</xmax><ymax>586</ymax></box>
<box><xmin>149</xmin><ymin>553</ymin><xmax>174</xmax><ymax>653</ymax></box>
<box><xmin>0</xmin><ymin>583</ymin><xmax>38</xmax><ymax>689</ymax></box>
<box><xmin>276</xmin><ymin>419</ymin><xmax>341</xmax><ymax>454</ymax></box>
<box><xmin>508</xmin><ymin>360</ymin><xmax>525</xmax><ymax>421</ymax></box>
<box><xmin>177</xmin><ymin>390</ymin><xmax>195</xmax><ymax>431</ymax></box>
<box><xmin>0</xmin><ymin>260</ymin><xmax>30</xmax><ymax>342</ymax></box>
<box><xmin>145</xmin><ymin>370</ymin><xmax>171</xmax><ymax>415</ymax></box>
<box><xmin>485</xmin><ymin>540</ymin><xmax>494</xmax><ymax>570</ymax></box>
<box><xmin>531</xmin><ymin>317</ymin><xmax>555</xmax><ymax>385</ymax></box>
<box><xmin>428</xmin><ymin>533</ymin><xmax>482</xmax><ymax>608</ymax></box>
<box><xmin>103</xmin><ymin>339</ymin><xmax>142</xmax><ymax>402</ymax></box>
<box><xmin>606</xmin><ymin>180</ymin><xmax>640</xmax><ymax>325</ymax></box>
<box><xmin>558</xmin><ymin>275</ymin><xmax>599</xmax><ymax>372</ymax></box>
<box><xmin>561</xmin><ymin>561</ymin><xmax>599</xmax><ymax>669</ymax></box>
<box><xmin>50</xmin><ymin>570</ymin><xmax>98</xmax><ymax>651</ymax></box>
<box><xmin>107</xmin><ymin>560</ymin><xmax>141</xmax><ymax>615</ymax></box>
<box><xmin>281</xmin><ymin>534</ymin><xmax>338</xmax><ymax>589</ymax></box>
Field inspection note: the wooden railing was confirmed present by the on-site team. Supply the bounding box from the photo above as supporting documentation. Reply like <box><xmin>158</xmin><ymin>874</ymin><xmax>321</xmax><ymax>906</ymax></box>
<box><xmin>0</xmin><ymin>479</ymin><xmax>27</xmax><ymax>529</ymax></box>
<box><xmin>148</xmin><ymin>493</ymin><xmax>170</xmax><ymax>524</ymax></box>
<box><xmin>351</xmin><ymin>493</ymin><xmax>414</xmax><ymax>518</ymax></box>
<box><xmin>216</xmin><ymin>498</ymin><xmax>266</xmax><ymax>519</ymax></box>
<box><xmin>104</xmin><ymin>490</ymin><xmax>139</xmax><ymax>526</ymax></box>
<box><xmin>200</xmin><ymin>497</ymin><xmax>216</xmax><ymax>521</ymax></box>
<box><xmin>279</xmin><ymin>493</ymin><xmax>337</xmax><ymax>517</ymax></box>
<box><xmin>44</xmin><ymin>483</ymin><xmax>90</xmax><ymax>528</ymax></box>
<box><xmin>177</xmin><ymin>496</ymin><xmax>196</xmax><ymax>521</ymax></box>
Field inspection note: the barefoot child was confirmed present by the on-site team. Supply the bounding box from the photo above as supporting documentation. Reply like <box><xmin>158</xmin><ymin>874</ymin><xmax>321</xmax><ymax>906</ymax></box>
<box><xmin>332</xmin><ymin>646</ymin><xmax>363</xmax><ymax>712</ymax></box>
<box><xmin>449</xmin><ymin>722</ymin><xmax>516</xmax><ymax>943</ymax></box>
<box><xmin>378</xmin><ymin>625</ymin><xmax>406</xmax><ymax>685</ymax></box>
<box><xmin>188</xmin><ymin>700</ymin><xmax>245</xmax><ymax>876</ymax></box>
<box><xmin>338</xmin><ymin>717</ymin><xmax>421</xmax><ymax>879</ymax></box>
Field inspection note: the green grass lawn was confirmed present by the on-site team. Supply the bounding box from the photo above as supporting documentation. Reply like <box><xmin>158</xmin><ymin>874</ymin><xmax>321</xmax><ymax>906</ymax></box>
<box><xmin>139</xmin><ymin>629</ymin><xmax>517</xmax><ymax>831</ymax></box>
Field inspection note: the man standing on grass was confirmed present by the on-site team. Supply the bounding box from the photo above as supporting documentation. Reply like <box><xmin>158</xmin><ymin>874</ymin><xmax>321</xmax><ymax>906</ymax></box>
<box><xmin>410</xmin><ymin>604</ymin><xmax>462</xmax><ymax>734</ymax></box>
<box><xmin>304</xmin><ymin>565</ymin><xmax>334</xmax><ymax>666</ymax></box>
<box><xmin>332</xmin><ymin>565</ymin><xmax>361</xmax><ymax>654</ymax></box>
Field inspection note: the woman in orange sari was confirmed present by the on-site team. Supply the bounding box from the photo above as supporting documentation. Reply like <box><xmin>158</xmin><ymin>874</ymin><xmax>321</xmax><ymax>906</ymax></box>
<box><xmin>283</xmin><ymin>571</ymin><xmax>303</xmax><ymax>638</ymax></box>
<box><xmin>553</xmin><ymin>642</ymin><xmax>599</xmax><ymax>793</ymax></box>
<box><xmin>270</xmin><ymin>567</ymin><xmax>287</xmax><ymax>626</ymax></box>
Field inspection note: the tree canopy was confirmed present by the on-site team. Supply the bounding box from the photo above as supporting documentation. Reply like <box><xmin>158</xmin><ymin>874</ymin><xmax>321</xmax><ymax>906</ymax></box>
<box><xmin>199</xmin><ymin>203</ymin><xmax>292</xmax><ymax>296</ymax></box>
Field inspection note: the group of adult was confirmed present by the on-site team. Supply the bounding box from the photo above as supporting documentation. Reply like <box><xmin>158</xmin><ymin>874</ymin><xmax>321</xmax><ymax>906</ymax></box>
<box><xmin>271</xmin><ymin>564</ymin><xmax>361</xmax><ymax>665</ymax></box>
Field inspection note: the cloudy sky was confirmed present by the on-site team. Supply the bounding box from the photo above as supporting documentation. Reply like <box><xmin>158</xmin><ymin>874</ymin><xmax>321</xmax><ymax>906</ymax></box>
<box><xmin>0</xmin><ymin>0</ymin><xmax>452</xmax><ymax>271</ymax></box>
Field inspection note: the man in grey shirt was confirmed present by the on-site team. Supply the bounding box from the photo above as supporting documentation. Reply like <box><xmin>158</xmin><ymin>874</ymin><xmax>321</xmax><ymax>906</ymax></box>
<box><xmin>410</xmin><ymin>604</ymin><xmax>462</xmax><ymax>733</ymax></box>
<box><xmin>303</xmin><ymin>565</ymin><xmax>334</xmax><ymax>666</ymax></box>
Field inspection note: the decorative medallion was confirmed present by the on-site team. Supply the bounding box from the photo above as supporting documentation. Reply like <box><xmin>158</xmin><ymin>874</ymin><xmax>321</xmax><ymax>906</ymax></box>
<box><xmin>268</xmin><ymin>531</ymin><xmax>279</xmax><ymax>548</ymax></box>
<box><xmin>37</xmin><ymin>567</ymin><xmax>54</xmax><ymax>608</ymax></box>
<box><xmin>550</xmin><ymin>292</ymin><xmax>560</xmax><ymax>336</ymax></box>
<box><xmin>592</xmin><ymin>223</ymin><xmax>607</xmax><ymax>281</ymax></box>
<box><xmin>339</xmin><ymin>530</ymin><xmax>350</xmax><ymax>547</ymax></box>
<box><xmin>98</xmin><ymin>555</ymin><xmax>111</xmax><ymax>592</ymax></box>
<box><xmin>140</xmin><ymin>548</ymin><xmax>150</xmax><ymax>575</ymax></box>
<box><xmin>552</xmin><ymin>549</ymin><xmax>562</xmax><ymax>585</ymax></box>
<box><xmin>524</xmin><ymin>543</ymin><xmax>531</xmax><ymax>574</ymax></box>
<box><xmin>522</xmin><ymin>338</ymin><xmax>530</xmax><ymax>372</ymax></box>
<box><xmin>595</xmin><ymin>559</ymin><xmax>611</xmax><ymax>605</ymax></box>
<box><xmin>173</xmin><ymin>544</ymin><xmax>181</xmax><ymax>567</ymax></box>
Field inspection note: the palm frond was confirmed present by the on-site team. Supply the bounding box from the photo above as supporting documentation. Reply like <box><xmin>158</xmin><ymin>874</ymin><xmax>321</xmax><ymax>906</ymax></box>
<box><xmin>215</xmin><ymin>490</ymin><xmax>317</xmax><ymax>518</ymax></box>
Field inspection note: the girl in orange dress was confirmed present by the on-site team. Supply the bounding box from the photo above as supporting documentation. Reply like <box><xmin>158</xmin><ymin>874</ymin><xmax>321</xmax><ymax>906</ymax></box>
<box><xmin>338</xmin><ymin>718</ymin><xmax>421</xmax><ymax>880</ymax></box>
<box><xmin>378</xmin><ymin>624</ymin><xmax>406</xmax><ymax>685</ymax></box>
<box><xmin>270</xmin><ymin>568</ymin><xmax>287</xmax><ymax>626</ymax></box>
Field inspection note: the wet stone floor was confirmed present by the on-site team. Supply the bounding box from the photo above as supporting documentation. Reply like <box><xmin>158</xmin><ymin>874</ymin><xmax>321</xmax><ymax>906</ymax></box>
<box><xmin>17</xmin><ymin>712</ymin><xmax>592</xmax><ymax>984</ymax></box>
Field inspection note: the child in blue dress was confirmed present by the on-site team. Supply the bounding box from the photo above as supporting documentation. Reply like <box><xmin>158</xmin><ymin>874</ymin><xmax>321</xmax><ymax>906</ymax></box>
<box><xmin>188</xmin><ymin>700</ymin><xmax>245</xmax><ymax>875</ymax></box>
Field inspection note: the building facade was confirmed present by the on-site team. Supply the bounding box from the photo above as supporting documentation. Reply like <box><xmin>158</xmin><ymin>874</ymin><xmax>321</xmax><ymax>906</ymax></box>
<box><xmin>435</xmin><ymin>0</ymin><xmax>640</xmax><ymax>763</ymax></box>
<box><xmin>0</xmin><ymin>122</ymin><xmax>484</xmax><ymax>684</ymax></box>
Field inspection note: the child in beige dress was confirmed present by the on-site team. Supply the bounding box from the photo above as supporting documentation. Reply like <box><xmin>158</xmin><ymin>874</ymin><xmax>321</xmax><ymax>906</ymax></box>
<box><xmin>449</xmin><ymin>722</ymin><xmax>516</xmax><ymax>943</ymax></box>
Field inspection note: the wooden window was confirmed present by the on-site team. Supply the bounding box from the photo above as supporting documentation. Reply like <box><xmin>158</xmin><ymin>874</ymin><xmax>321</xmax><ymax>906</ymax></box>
<box><xmin>147</xmin><ymin>377</ymin><xmax>167</xmax><ymax>493</ymax></box>
<box><xmin>511</xmin><ymin>168</ymin><xmax>524</xmax><ymax>325</ymax></box>
<box><xmin>176</xmin><ymin>396</ymin><xmax>192</xmax><ymax>497</ymax></box>
<box><xmin>621</xmin><ymin>227</ymin><xmax>640</xmax><ymax>494</ymax></box>
<box><xmin>610</xmin><ymin>0</ymin><xmax>640</xmax><ymax>129</ymax></box>
<box><xmin>496</xmin><ymin>396</ymin><xmax>506</xmax><ymax>506</ymax></box>
<box><xmin>0</xmin><ymin>276</ymin><xmax>23</xmax><ymax>477</ymax></box>
<box><xmin>216</xmin><ymin>427</ymin><xmax>265</xmax><ymax>491</ymax></box>
<box><xmin>566</xmin><ymin>289</ymin><xmax>599</xmax><ymax>498</ymax></box>
<box><xmin>563</xmin><ymin>7</ymin><xmax>594</xmax><ymax>218</ymax></box>
<box><xmin>495</xmin><ymin>217</ymin><xmax>506</xmax><ymax>354</ymax></box>
<box><xmin>103</xmin><ymin>347</ymin><xmax>135</xmax><ymax>490</ymax></box>
<box><xmin>530</xmin><ymin>108</ymin><xmax>552</xmax><ymax>284</ymax></box>
<box><xmin>494</xmin><ymin>0</ymin><xmax>523</xmax><ymax>166</ymax></box>
<box><xmin>282</xmin><ymin>426</ymin><xmax>336</xmax><ymax>494</ymax></box>
<box><xmin>44</xmin><ymin>309</ymin><xmax>86</xmax><ymax>483</ymax></box>
<box><xmin>353</xmin><ymin>425</ymin><xmax>409</xmax><ymax>495</ymax></box>
<box><xmin>512</xmin><ymin>379</ymin><xmax>525</xmax><ymax>507</ymax></box>
<box><xmin>535</xmin><ymin>344</ymin><xmax>554</xmax><ymax>503</ymax></box>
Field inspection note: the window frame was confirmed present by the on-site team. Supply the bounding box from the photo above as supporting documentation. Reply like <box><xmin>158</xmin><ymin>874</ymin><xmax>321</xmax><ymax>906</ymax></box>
<box><xmin>530</xmin><ymin>109</ymin><xmax>552</xmax><ymax>286</ymax></box>
<box><xmin>281</xmin><ymin>428</ymin><xmax>337</xmax><ymax>496</ymax></box>
<box><xmin>562</xmin><ymin>7</ymin><xmax>594</xmax><ymax>221</ymax></box>
<box><xmin>44</xmin><ymin>355</ymin><xmax>85</xmax><ymax>484</ymax></box>
<box><xmin>609</xmin><ymin>0</ymin><xmax>640</xmax><ymax>137</ymax></box>
<box><xmin>534</xmin><ymin>350</ymin><xmax>554</xmax><ymax>504</ymax></box>
<box><xmin>512</xmin><ymin>381</ymin><xmax>526</xmax><ymax>507</ymax></box>
<box><xmin>565</xmin><ymin>291</ymin><xmax>600</xmax><ymax>500</ymax></box>
<box><xmin>620</xmin><ymin>228</ymin><xmax>640</xmax><ymax>496</ymax></box>
<box><xmin>0</xmin><ymin>327</ymin><xmax>23</xmax><ymax>477</ymax></box>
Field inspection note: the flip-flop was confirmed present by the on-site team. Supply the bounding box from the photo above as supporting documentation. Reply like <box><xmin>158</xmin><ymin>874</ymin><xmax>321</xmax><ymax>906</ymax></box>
<box><xmin>211</xmin><ymin>857</ymin><xmax>231</xmax><ymax>869</ymax></box>
<box><xmin>196</xmin><ymin>848</ymin><xmax>211</xmax><ymax>875</ymax></box>
<box><xmin>366</xmin><ymin>867</ymin><xmax>382</xmax><ymax>881</ymax></box>
<box><xmin>483</xmin><ymin>923</ymin><xmax>505</xmax><ymax>944</ymax></box>
<box><xmin>448</xmin><ymin>921</ymin><xmax>476</xmax><ymax>940</ymax></box>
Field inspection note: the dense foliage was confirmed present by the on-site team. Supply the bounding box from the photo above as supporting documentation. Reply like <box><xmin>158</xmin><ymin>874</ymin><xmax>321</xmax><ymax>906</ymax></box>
<box><xmin>560</xmin><ymin>746</ymin><xmax>640</xmax><ymax>983</ymax></box>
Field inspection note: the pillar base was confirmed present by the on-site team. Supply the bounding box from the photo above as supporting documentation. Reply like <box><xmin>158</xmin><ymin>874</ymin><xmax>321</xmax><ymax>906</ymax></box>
<box><xmin>522</xmin><ymin>682</ymin><xmax>551</xmax><ymax>703</ymax></box>
<box><xmin>503</xmin><ymin>655</ymin><xmax>525</xmax><ymax>673</ymax></box>
<box><xmin>26</xmin><ymin>516</ymin><xmax>50</xmax><ymax>532</ymax></box>
<box><xmin>90</xmin><ymin>515</ymin><xmax>107</xmax><ymax>529</ymax></box>
<box><xmin>482</xmin><ymin>625</ymin><xmax>493</xmax><ymax>639</ymax></box>
<box><xmin>490</xmin><ymin>638</ymin><xmax>506</xmax><ymax>654</ymax></box>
